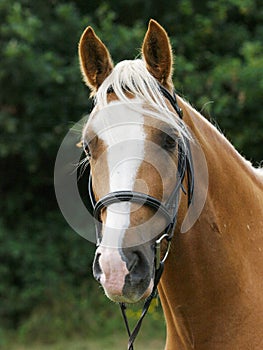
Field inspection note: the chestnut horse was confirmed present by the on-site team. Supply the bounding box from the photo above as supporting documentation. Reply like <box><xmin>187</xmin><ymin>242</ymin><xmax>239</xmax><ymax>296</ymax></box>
<box><xmin>79</xmin><ymin>20</ymin><xmax>263</xmax><ymax>349</ymax></box>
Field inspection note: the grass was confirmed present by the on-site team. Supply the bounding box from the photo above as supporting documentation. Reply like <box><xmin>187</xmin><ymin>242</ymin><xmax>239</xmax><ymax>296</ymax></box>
<box><xmin>2</xmin><ymin>281</ymin><xmax>166</xmax><ymax>350</ymax></box>
<box><xmin>6</xmin><ymin>333</ymin><xmax>165</xmax><ymax>350</ymax></box>
<box><xmin>3</xmin><ymin>302</ymin><xmax>166</xmax><ymax>350</ymax></box>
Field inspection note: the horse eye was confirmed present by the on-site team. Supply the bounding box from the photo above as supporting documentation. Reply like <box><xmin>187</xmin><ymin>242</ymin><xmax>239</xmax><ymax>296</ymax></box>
<box><xmin>163</xmin><ymin>133</ymin><xmax>178</xmax><ymax>150</ymax></box>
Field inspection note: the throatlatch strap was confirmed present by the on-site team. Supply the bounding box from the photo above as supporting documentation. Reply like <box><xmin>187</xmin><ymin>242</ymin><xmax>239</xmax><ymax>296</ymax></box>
<box><xmin>119</xmin><ymin>262</ymin><xmax>164</xmax><ymax>350</ymax></box>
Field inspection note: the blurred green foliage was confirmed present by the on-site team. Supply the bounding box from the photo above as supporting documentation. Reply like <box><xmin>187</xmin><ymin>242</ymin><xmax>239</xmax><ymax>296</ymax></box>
<box><xmin>0</xmin><ymin>0</ymin><xmax>262</xmax><ymax>344</ymax></box>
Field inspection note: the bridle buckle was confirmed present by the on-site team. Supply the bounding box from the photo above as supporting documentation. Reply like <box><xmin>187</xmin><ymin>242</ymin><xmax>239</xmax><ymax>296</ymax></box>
<box><xmin>155</xmin><ymin>232</ymin><xmax>172</xmax><ymax>270</ymax></box>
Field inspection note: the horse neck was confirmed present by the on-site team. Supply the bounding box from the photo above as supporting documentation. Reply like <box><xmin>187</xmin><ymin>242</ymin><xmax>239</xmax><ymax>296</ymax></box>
<box><xmin>181</xmin><ymin>97</ymin><xmax>263</xmax><ymax>224</ymax></box>
<box><xmin>158</xmin><ymin>97</ymin><xmax>263</xmax><ymax>349</ymax></box>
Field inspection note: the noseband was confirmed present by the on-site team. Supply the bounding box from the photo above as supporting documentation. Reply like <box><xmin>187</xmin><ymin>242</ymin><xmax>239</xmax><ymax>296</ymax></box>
<box><xmin>86</xmin><ymin>85</ymin><xmax>194</xmax><ymax>350</ymax></box>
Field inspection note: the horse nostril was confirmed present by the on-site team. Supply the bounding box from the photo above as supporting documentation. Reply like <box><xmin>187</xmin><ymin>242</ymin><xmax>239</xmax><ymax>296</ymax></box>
<box><xmin>128</xmin><ymin>253</ymin><xmax>140</xmax><ymax>273</ymax></box>
<box><xmin>93</xmin><ymin>253</ymin><xmax>102</xmax><ymax>282</ymax></box>
<box><xmin>127</xmin><ymin>251</ymin><xmax>149</xmax><ymax>279</ymax></box>
<box><xmin>122</xmin><ymin>250</ymin><xmax>152</xmax><ymax>299</ymax></box>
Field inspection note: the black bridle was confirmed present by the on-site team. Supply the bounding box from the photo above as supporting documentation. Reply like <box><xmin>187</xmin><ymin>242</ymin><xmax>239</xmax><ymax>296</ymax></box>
<box><xmin>86</xmin><ymin>85</ymin><xmax>194</xmax><ymax>350</ymax></box>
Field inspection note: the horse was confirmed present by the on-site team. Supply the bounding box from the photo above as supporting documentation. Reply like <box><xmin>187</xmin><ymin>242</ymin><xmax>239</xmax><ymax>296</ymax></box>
<box><xmin>78</xmin><ymin>19</ymin><xmax>263</xmax><ymax>349</ymax></box>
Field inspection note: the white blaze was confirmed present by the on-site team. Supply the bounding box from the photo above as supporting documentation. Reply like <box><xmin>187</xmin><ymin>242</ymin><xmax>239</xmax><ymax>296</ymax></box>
<box><xmin>92</xmin><ymin>102</ymin><xmax>146</xmax><ymax>299</ymax></box>
<box><xmin>92</xmin><ymin>101</ymin><xmax>145</xmax><ymax>245</ymax></box>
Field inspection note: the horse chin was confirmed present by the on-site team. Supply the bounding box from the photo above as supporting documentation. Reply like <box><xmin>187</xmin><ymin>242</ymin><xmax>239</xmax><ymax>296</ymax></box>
<box><xmin>104</xmin><ymin>279</ymin><xmax>154</xmax><ymax>304</ymax></box>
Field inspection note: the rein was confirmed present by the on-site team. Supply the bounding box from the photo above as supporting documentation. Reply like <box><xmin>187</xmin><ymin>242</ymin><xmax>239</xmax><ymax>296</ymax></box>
<box><xmin>87</xmin><ymin>86</ymin><xmax>194</xmax><ymax>349</ymax></box>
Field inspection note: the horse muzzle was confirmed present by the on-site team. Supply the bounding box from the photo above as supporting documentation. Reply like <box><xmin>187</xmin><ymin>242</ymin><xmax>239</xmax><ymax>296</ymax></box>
<box><xmin>93</xmin><ymin>245</ymin><xmax>154</xmax><ymax>303</ymax></box>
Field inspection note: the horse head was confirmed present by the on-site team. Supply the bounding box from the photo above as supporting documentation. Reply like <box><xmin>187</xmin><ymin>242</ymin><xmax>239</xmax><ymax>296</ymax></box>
<box><xmin>79</xmin><ymin>20</ymin><xmax>191</xmax><ymax>303</ymax></box>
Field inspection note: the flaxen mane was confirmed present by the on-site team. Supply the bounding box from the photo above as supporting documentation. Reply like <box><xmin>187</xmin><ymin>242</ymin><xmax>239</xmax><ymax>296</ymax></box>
<box><xmin>92</xmin><ymin>59</ymin><xmax>189</xmax><ymax>138</ymax></box>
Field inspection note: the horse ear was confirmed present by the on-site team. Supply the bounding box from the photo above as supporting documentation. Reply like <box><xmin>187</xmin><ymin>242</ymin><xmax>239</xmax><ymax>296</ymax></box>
<box><xmin>79</xmin><ymin>26</ymin><xmax>113</xmax><ymax>92</ymax></box>
<box><xmin>142</xmin><ymin>19</ymin><xmax>173</xmax><ymax>89</ymax></box>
